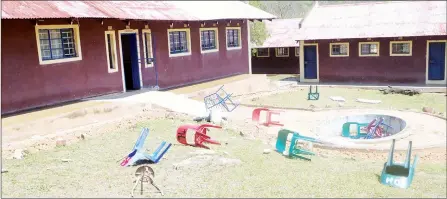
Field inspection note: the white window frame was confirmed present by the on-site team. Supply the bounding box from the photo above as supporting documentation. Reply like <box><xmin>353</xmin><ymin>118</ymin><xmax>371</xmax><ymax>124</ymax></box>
<box><xmin>167</xmin><ymin>28</ymin><xmax>192</xmax><ymax>57</ymax></box>
<box><xmin>359</xmin><ymin>42</ymin><xmax>380</xmax><ymax>57</ymax></box>
<box><xmin>329</xmin><ymin>42</ymin><xmax>349</xmax><ymax>57</ymax></box>
<box><xmin>226</xmin><ymin>27</ymin><xmax>242</xmax><ymax>50</ymax></box>
<box><xmin>199</xmin><ymin>27</ymin><xmax>219</xmax><ymax>54</ymax></box>
<box><xmin>34</xmin><ymin>24</ymin><xmax>83</xmax><ymax>65</ymax></box>
<box><xmin>390</xmin><ymin>41</ymin><xmax>412</xmax><ymax>56</ymax></box>
<box><xmin>142</xmin><ymin>29</ymin><xmax>154</xmax><ymax>67</ymax></box>
<box><xmin>104</xmin><ymin>30</ymin><xmax>118</xmax><ymax>73</ymax></box>
<box><xmin>275</xmin><ymin>47</ymin><xmax>289</xmax><ymax>57</ymax></box>
<box><xmin>295</xmin><ymin>47</ymin><xmax>300</xmax><ymax>57</ymax></box>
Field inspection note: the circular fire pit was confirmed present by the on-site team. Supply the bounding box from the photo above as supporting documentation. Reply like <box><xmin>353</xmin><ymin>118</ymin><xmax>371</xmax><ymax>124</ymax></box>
<box><xmin>317</xmin><ymin>114</ymin><xmax>409</xmax><ymax>147</ymax></box>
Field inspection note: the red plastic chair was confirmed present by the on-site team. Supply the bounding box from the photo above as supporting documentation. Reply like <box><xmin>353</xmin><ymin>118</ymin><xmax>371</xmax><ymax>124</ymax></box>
<box><xmin>176</xmin><ymin>124</ymin><xmax>222</xmax><ymax>149</ymax></box>
<box><xmin>252</xmin><ymin>108</ymin><xmax>284</xmax><ymax>127</ymax></box>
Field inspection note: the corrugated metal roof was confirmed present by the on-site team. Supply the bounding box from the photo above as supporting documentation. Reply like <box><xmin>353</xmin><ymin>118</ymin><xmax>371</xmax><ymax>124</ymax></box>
<box><xmin>296</xmin><ymin>1</ymin><xmax>446</xmax><ymax>40</ymax></box>
<box><xmin>253</xmin><ymin>18</ymin><xmax>302</xmax><ymax>48</ymax></box>
<box><xmin>1</xmin><ymin>1</ymin><xmax>276</xmax><ymax>21</ymax></box>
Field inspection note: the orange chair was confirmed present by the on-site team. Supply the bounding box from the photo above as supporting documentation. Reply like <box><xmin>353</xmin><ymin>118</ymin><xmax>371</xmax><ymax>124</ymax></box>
<box><xmin>176</xmin><ymin>124</ymin><xmax>222</xmax><ymax>149</ymax></box>
<box><xmin>252</xmin><ymin>108</ymin><xmax>284</xmax><ymax>127</ymax></box>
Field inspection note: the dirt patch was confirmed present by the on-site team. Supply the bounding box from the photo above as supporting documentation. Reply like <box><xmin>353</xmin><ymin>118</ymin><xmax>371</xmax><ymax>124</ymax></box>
<box><xmin>1</xmin><ymin>103</ymin><xmax>177</xmax><ymax>159</ymax></box>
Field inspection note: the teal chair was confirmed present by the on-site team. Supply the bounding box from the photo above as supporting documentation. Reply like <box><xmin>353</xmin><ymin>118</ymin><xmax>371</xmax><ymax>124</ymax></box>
<box><xmin>341</xmin><ymin>122</ymin><xmax>369</xmax><ymax>139</ymax></box>
<box><xmin>275</xmin><ymin>129</ymin><xmax>319</xmax><ymax>161</ymax></box>
<box><xmin>307</xmin><ymin>85</ymin><xmax>319</xmax><ymax>100</ymax></box>
<box><xmin>380</xmin><ymin>139</ymin><xmax>418</xmax><ymax>189</ymax></box>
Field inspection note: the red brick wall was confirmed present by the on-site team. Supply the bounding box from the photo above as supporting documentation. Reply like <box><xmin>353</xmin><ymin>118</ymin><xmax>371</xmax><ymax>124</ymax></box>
<box><xmin>1</xmin><ymin>19</ymin><xmax>249</xmax><ymax>114</ymax></box>
<box><xmin>141</xmin><ymin>21</ymin><xmax>249</xmax><ymax>89</ymax></box>
<box><xmin>251</xmin><ymin>47</ymin><xmax>300</xmax><ymax>74</ymax></box>
<box><xmin>309</xmin><ymin>36</ymin><xmax>447</xmax><ymax>83</ymax></box>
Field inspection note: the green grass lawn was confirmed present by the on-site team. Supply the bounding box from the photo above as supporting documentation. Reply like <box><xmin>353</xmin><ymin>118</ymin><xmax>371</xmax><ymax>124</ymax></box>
<box><xmin>245</xmin><ymin>87</ymin><xmax>446</xmax><ymax>115</ymax></box>
<box><xmin>2</xmin><ymin>118</ymin><xmax>446</xmax><ymax>198</ymax></box>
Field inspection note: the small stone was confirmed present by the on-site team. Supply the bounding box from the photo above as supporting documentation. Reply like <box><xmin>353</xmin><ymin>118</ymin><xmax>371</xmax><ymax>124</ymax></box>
<box><xmin>80</xmin><ymin>134</ymin><xmax>85</xmax><ymax>140</ymax></box>
<box><xmin>263</xmin><ymin>149</ymin><xmax>271</xmax><ymax>154</ymax></box>
<box><xmin>422</xmin><ymin>107</ymin><xmax>434</xmax><ymax>113</ymax></box>
<box><xmin>2</xmin><ymin>169</ymin><xmax>8</xmax><ymax>173</ymax></box>
<box><xmin>13</xmin><ymin>149</ymin><xmax>24</xmax><ymax>160</ymax></box>
<box><xmin>61</xmin><ymin>159</ymin><xmax>72</xmax><ymax>162</ymax></box>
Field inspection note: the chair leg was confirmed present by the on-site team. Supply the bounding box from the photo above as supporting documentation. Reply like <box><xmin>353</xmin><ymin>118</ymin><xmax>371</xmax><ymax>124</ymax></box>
<box><xmin>131</xmin><ymin>175</ymin><xmax>142</xmax><ymax>198</ymax></box>
<box><xmin>150</xmin><ymin>177</ymin><xmax>164</xmax><ymax>196</ymax></box>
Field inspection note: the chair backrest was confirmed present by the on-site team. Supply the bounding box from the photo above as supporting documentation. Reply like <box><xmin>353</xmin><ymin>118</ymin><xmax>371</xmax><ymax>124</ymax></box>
<box><xmin>276</xmin><ymin>129</ymin><xmax>294</xmax><ymax>153</ymax></box>
<box><xmin>252</xmin><ymin>108</ymin><xmax>270</xmax><ymax>122</ymax></box>
<box><xmin>133</xmin><ymin>128</ymin><xmax>149</xmax><ymax>151</ymax></box>
<box><xmin>150</xmin><ymin>141</ymin><xmax>172</xmax><ymax>163</ymax></box>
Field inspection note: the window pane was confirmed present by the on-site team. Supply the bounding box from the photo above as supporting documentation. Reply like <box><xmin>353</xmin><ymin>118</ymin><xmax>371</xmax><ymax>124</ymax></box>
<box><xmin>39</xmin><ymin>30</ymin><xmax>49</xmax><ymax>39</ymax></box>
<box><xmin>370</xmin><ymin>44</ymin><xmax>377</xmax><ymax>53</ymax></box>
<box><xmin>52</xmin><ymin>49</ymin><xmax>64</xmax><ymax>59</ymax></box>
<box><xmin>42</xmin><ymin>50</ymin><xmax>51</xmax><ymax>60</ymax></box>
<box><xmin>51</xmin><ymin>39</ymin><xmax>63</xmax><ymax>49</ymax></box>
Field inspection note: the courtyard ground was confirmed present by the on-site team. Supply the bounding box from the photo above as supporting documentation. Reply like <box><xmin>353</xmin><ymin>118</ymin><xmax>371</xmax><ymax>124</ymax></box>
<box><xmin>2</xmin><ymin>114</ymin><xmax>446</xmax><ymax>198</ymax></box>
<box><xmin>1</xmin><ymin>74</ymin><xmax>446</xmax><ymax>198</ymax></box>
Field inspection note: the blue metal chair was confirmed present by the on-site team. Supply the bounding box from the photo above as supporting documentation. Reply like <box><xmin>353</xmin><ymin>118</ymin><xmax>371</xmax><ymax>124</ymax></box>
<box><xmin>204</xmin><ymin>85</ymin><xmax>239</xmax><ymax>112</ymax></box>
<box><xmin>120</xmin><ymin>128</ymin><xmax>172</xmax><ymax>166</ymax></box>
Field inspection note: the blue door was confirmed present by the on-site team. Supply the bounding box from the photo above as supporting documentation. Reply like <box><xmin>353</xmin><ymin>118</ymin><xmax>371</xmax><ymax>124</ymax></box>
<box><xmin>304</xmin><ymin>45</ymin><xmax>317</xmax><ymax>79</ymax></box>
<box><xmin>129</xmin><ymin>34</ymin><xmax>141</xmax><ymax>89</ymax></box>
<box><xmin>428</xmin><ymin>42</ymin><xmax>446</xmax><ymax>81</ymax></box>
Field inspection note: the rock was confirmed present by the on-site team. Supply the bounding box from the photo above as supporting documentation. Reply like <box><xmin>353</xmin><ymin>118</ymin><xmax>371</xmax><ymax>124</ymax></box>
<box><xmin>422</xmin><ymin>107</ymin><xmax>434</xmax><ymax>113</ymax></box>
<box><xmin>13</xmin><ymin>149</ymin><xmax>24</xmax><ymax>159</ymax></box>
<box><xmin>61</xmin><ymin>159</ymin><xmax>72</xmax><ymax>162</ymax></box>
<box><xmin>2</xmin><ymin>169</ymin><xmax>8</xmax><ymax>173</ymax></box>
<box><xmin>263</xmin><ymin>149</ymin><xmax>271</xmax><ymax>154</ymax></box>
<box><xmin>80</xmin><ymin>134</ymin><xmax>85</xmax><ymax>140</ymax></box>
<box><xmin>56</xmin><ymin>138</ymin><xmax>67</xmax><ymax>147</ymax></box>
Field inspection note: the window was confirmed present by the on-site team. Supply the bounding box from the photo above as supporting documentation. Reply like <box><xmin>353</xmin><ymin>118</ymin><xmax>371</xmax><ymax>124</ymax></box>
<box><xmin>276</xmin><ymin>47</ymin><xmax>289</xmax><ymax>57</ymax></box>
<box><xmin>256</xmin><ymin>48</ymin><xmax>269</xmax><ymax>57</ymax></box>
<box><xmin>104</xmin><ymin>31</ymin><xmax>118</xmax><ymax>73</ymax></box>
<box><xmin>390</xmin><ymin>41</ymin><xmax>412</xmax><ymax>56</ymax></box>
<box><xmin>226</xmin><ymin>27</ymin><xmax>242</xmax><ymax>50</ymax></box>
<box><xmin>35</xmin><ymin>25</ymin><xmax>82</xmax><ymax>65</ymax></box>
<box><xmin>295</xmin><ymin>47</ymin><xmax>300</xmax><ymax>57</ymax></box>
<box><xmin>168</xmin><ymin>29</ymin><xmax>191</xmax><ymax>57</ymax></box>
<box><xmin>359</xmin><ymin>42</ymin><xmax>380</xmax><ymax>56</ymax></box>
<box><xmin>142</xmin><ymin>29</ymin><xmax>154</xmax><ymax>67</ymax></box>
<box><xmin>200</xmin><ymin>28</ymin><xmax>219</xmax><ymax>53</ymax></box>
<box><xmin>330</xmin><ymin>43</ymin><xmax>349</xmax><ymax>57</ymax></box>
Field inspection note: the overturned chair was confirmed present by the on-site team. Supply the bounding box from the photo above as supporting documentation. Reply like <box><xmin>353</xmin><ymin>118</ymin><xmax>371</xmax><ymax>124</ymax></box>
<box><xmin>203</xmin><ymin>85</ymin><xmax>239</xmax><ymax>112</ymax></box>
<box><xmin>341</xmin><ymin>122</ymin><xmax>370</xmax><ymax>139</ymax></box>
<box><xmin>119</xmin><ymin>128</ymin><xmax>171</xmax><ymax>197</ymax></box>
<box><xmin>307</xmin><ymin>85</ymin><xmax>320</xmax><ymax>100</ymax></box>
<box><xmin>252</xmin><ymin>108</ymin><xmax>284</xmax><ymax>127</ymax></box>
<box><xmin>177</xmin><ymin>124</ymin><xmax>222</xmax><ymax>149</ymax></box>
<box><xmin>380</xmin><ymin>139</ymin><xmax>418</xmax><ymax>189</ymax></box>
<box><xmin>275</xmin><ymin>129</ymin><xmax>320</xmax><ymax>161</ymax></box>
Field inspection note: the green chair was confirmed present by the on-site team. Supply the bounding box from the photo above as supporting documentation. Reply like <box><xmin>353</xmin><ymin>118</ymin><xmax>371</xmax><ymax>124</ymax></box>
<box><xmin>380</xmin><ymin>139</ymin><xmax>418</xmax><ymax>189</ymax></box>
<box><xmin>307</xmin><ymin>85</ymin><xmax>319</xmax><ymax>100</ymax></box>
<box><xmin>341</xmin><ymin>122</ymin><xmax>369</xmax><ymax>139</ymax></box>
<box><xmin>275</xmin><ymin>129</ymin><xmax>319</xmax><ymax>161</ymax></box>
